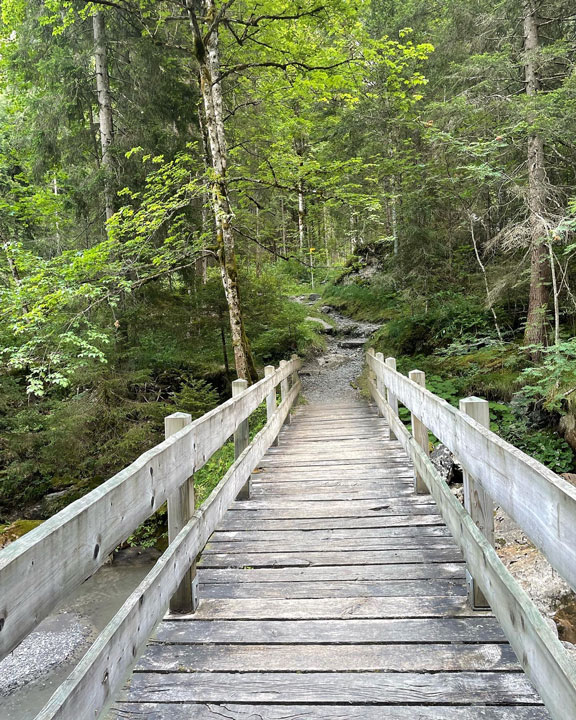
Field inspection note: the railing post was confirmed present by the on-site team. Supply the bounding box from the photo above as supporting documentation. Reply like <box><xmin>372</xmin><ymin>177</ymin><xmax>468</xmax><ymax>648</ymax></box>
<box><xmin>280</xmin><ymin>360</ymin><xmax>291</xmax><ymax>425</ymax></box>
<box><xmin>385</xmin><ymin>357</ymin><xmax>398</xmax><ymax>441</ymax></box>
<box><xmin>374</xmin><ymin>352</ymin><xmax>385</xmax><ymax>417</ymax></box>
<box><xmin>409</xmin><ymin>370</ymin><xmax>429</xmax><ymax>494</ymax></box>
<box><xmin>232</xmin><ymin>378</ymin><xmax>250</xmax><ymax>499</ymax></box>
<box><xmin>265</xmin><ymin>365</ymin><xmax>278</xmax><ymax>446</ymax></box>
<box><xmin>460</xmin><ymin>396</ymin><xmax>493</xmax><ymax>610</ymax></box>
<box><xmin>165</xmin><ymin>412</ymin><xmax>198</xmax><ymax>614</ymax></box>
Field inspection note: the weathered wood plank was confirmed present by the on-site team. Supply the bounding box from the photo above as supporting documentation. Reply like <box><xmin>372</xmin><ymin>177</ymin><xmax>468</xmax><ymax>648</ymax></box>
<box><xmin>199</xmin><ymin>578</ymin><xmax>466</xmax><ymax>599</ymax></box>
<box><xmin>218</xmin><ymin>514</ymin><xmax>447</xmax><ymax>531</ymax></box>
<box><xmin>224</xmin><ymin>505</ymin><xmax>440</xmax><ymax>520</ymax></box>
<box><xmin>198</xmin><ymin>547</ymin><xmax>462</xmax><ymax>568</ymax></box>
<box><xmin>175</xmin><ymin>595</ymin><xmax>481</xmax><ymax>619</ymax></box>
<box><xmin>112</xmin><ymin>704</ymin><xmax>550</xmax><ymax>720</ymax></box>
<box><xmin>209</xmin><ymin>526</ymin><xmax>453</xmax><ymax>541</ymax></box>
<box><xmin>32</xmin><ymin>378</ymin><xmax>302</xmax><ymax>720</ymax></box>
<box><xmin>155</xmin><ymin>617</ymin><xmax>506</xmax><ymax>643</ymax></box>
<box><xmin>203</xmin><ymin>538</ymin><xmax>458</xmax><ymax>553</ymax></box>
<box><xmin>136</xmin><ymin>642</ymin><xmax>520</xmax><ymax>672</ymax></box>
<box><xmin>198</xmin><ymin>563</ymin><xmax>466</xmax><ymax>583</ymax></box>
<box><xmin>0</xmin><ymin>359</ymin><xmax>300</xmax><ymax>660</ymax></box>
<box><xmin>121</xmin><ymin>671</ymin><xmax>541</xmax><ymax>704</ymax></box>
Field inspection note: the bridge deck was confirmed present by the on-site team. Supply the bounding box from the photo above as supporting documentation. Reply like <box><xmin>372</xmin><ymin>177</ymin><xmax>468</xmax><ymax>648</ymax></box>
<box><xmin>115</xmin><ymin>400</ymin><xmax>548</xmax><ymax>719</ymax></box>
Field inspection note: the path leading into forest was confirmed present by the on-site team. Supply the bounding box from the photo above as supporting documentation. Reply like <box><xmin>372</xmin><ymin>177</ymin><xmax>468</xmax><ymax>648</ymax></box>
<box><xmin>295</xmin><ymin>294</ymin><xmax>380</xmax><ymax>402</ymax></box>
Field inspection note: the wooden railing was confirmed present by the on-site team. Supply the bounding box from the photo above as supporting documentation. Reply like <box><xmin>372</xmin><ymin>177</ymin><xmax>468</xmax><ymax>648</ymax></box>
<box><xmin>366</xmin><ymin>348</ymin><xmax>576</xmax><ymax>720</ymax></box>
<box><xmin>0</xmin><ymin>356</ymin><xmax>302</xmax><ymax>720</ymax></box>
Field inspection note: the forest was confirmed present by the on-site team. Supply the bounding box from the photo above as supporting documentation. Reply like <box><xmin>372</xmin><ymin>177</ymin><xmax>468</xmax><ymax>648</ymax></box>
<box><xmin>1</xmin><ymin>0</ymin><xmax>576</xmax><ymax>544</ymax></box>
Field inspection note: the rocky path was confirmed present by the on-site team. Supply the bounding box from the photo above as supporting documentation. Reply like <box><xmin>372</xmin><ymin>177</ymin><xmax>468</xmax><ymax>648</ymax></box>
<box><xmin>295</xmin><ymin>295</ymin><xmax>380</xmax><ymax>404</ymax></box>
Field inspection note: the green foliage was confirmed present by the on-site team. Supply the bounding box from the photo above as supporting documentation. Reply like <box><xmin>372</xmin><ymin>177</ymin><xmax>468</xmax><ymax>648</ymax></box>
<box><xmin>520</xmin><ymin>341</ymin><xmax>576</xmax><ymax>413</ymax></box>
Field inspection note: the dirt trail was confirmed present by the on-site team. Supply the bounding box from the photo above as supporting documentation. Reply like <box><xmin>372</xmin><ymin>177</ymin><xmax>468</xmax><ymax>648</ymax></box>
<box><xmin>295</xmin><ymin>295</ymin><xmax>379</xmax><ymax>404</ymax></box>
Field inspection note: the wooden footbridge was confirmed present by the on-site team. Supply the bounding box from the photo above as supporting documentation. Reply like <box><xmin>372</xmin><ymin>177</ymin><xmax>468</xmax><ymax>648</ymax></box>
<box><xmin>2</xmin><ymin>352</ymin><xmax>576</xmax><ymax>719</ymax></box>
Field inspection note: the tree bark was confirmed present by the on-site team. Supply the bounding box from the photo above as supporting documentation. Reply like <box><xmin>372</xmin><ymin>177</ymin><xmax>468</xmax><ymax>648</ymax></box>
<box><xmin>93</xmin><ymin>11</ymin><xmax>115</xmax><ymax>222</ymax></box>
<box><xmin>297</xmin><ymin>180</ymin><xmax>306</xmax><ymax>251</ymax></box>
<box><xmin>523</xmin><ymin>2</ymin><xmax>550</xmax><ymax>353</ymax></box>
<box><xmin>187</xmin><ymin>0</ymin><xmax>258</xmax><ymax>383</ymax></box>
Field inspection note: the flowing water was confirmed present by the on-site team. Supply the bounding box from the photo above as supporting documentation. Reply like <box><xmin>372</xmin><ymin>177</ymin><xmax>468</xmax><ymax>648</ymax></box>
<box><xmin>0</xmin><ymin>550</ymin><xmax>156</xmax><ymax>720</ymax></box>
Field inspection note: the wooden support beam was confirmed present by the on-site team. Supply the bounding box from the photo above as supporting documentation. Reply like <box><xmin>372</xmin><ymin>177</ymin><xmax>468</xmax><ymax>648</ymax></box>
<box><xmin>460</xmin><ymin>397</ymin><xmax>493</xmax><ymax>610</ymax></box>
<box><xmin>386</xmin><ymin>357</ymin><xmax>398</xmax><ymax>441</ymax></box>
<box><xmin>409</xmin><ymin>370</ymin><xmax>429</xmax><ymax>495</ymax></box>
<box><xmin>280</xmin><ymin>360</ymin><xmax>291</xmax><ymax>425</ymax></box>
<box><xmin>265</xmin><ymin>366</ymin><xmax>278</xmax><ymax>446</ymax></box>
<box><xmin>375</xmin><ymin>352</ymin><xmax>385</xmax><ymax>418</ymax></box>
<box><xmin>233</xmin><ymin>379</ymin><xmax>250</xmax><ymax>500</ymax></box>
<box><xmin>165</xmin><ymin>413</ymin><xmax>198</xmax><ymax>614</ymax></box>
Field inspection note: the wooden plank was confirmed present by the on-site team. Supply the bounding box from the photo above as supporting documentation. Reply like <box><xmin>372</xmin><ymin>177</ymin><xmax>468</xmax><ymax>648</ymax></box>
<box><xmin>0</xmin><ymin>358</ymin><xmax>301</xmax><ymax>660</ymax></box>
<box><xmin>198</xmin><ymin>547</ymin><xmax>462</xmax><ymax>567</ymax></box>
<box><xmin>218</xmin><ymin>514</ymin><xmax>447</xmax><ymax>531</ymax></box>
<box><xmin>32</xmin><ymin>379</ymin><xmax>302</xmax><ymax>720</ymax></box>
<box><xmin>112</xmin><ymin>704</ymin><xmax>550</xmax><ymax>720</ymax></box>
<box><xmin>368</xmin><ymin>379</ymin><xmax>576</xmax><ymax>720</ymax></box>
<box><xmin>223</xmin><ymin>505</ymin><xmax>440</xmax><ymax>519</ymax></box>
<box><xmin>155</xmin><ymin>617</ymin><xmax>507</xmax><ymax>644</ymax></box>
<box><xmin>368</xmin><ymin>352</ymin><xmax>576</xmax><ymax>591</ymax></box>
<box><xmin>198</xmin><ymin>563</ymin><xmax>466</xmax><ymax>584</ymax></box>
<box><xmin>209</xmin><ymin>526</ymin><xmax>453</xmax><ymax>541</ymax></box>
<box><xmin>203</xmin><ymin>538</ymin><xmax>458</xmax><ymax>553</ymax></box>
<box><xmin>177</xmin><ymin>595</ymin><xmax>480</xmax><ymax>619</ymax></box>
<box><xmin>136</xmin><ymin>642</ymin><xmax>520</xmax><ymax>672</ymax></box>
<box><xmin>199</xmin><ymin>578</ymin><xmax>467</xmax><ymax>599</ymax></box>
<box><xmin>121</xmin><ymin>671</ymin><xmax>541</xmax><ymax>704</ymax></box>
<box><xmin>251</xmin><ymin>487</ymin><xmax>416</xmax><ymax>499</ymax></box>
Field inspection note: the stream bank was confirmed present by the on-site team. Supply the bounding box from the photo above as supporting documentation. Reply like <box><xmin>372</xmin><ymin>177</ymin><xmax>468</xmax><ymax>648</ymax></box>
<box><xmin>0</xmin><ymin>549</ymin><xmax>157</xmax><ymax>720</ymax></box>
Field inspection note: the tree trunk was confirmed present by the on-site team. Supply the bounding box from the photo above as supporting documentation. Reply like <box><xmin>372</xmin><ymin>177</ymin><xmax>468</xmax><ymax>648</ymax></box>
<box><xmin>297</xmin><ymin>181</ymin><xmax>306</xmax><ymax>252</ymax></box>
<box><xmin>523</xmin><ymin>2</ymin><xmax>550</xmax><ymax>353</ymax></box>
<box><xmin>187</xmin><ymin>0</ymin><xmax>257</xmax><ymax>383</ymax></box>
<box><xmin>93</xmin><ymin>11</ymin><xmax>115</xmax><ymax>222</ymax></box>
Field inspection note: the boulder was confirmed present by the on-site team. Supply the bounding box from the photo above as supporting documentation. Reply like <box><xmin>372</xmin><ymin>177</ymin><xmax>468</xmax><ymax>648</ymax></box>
<box><xmin>338</xmin><ymin>338</ymin><xmax>367</xmax><ymax>349</ymax></box>
<box><xmin>308</xmin><ymin>293</ymin><xmax>321</xmax><ymax>301</ymax></box>
<box><xmin>430</xmin><ymin>444</ymin><xmax>463</xmax><ymax>485</ymax></box>
<box><xmin>320</xmin><ymin>305</ymin><xmax>334</xmax><ymax>314</ymax></box>
<box><xmin>306</xmin><ymin>316</ymin><xmax>333</xmax><ymax>333</ymax></box>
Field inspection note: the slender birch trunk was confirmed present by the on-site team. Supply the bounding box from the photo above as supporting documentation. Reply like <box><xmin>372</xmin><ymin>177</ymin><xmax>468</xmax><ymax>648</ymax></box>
<box><xmin>93</xmin><ymin>11</ymin><xmax>115</xmax><ymax>222</ymax></box>
<box><xmin>523</xmin><ymin>2</ymin><xmax>550</xmax><ymax>353</ymax></box>
<box><xmin>297</xmin><ymin>181</ymin><xmax>306</xmax><ymax>252</ymax></box>
<box><xmin>187</xmin><ymin>0</ymin><xmax>257</xmax><ymax>383</ymax></box>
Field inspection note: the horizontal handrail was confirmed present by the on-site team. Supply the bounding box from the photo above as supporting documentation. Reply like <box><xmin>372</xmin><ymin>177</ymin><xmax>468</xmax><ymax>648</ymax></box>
<box><xmin>34</xmin><ymin>375</ymin><xmax>302</xmax><ymax>720</ymax></box>
<box><xmin>0</xmin><ymin>357</ymin><xmax>301</xmax><ymax>660</ymax></box>
<box><xmin>367</xmin><ymin>375</ymin><xmax>576</xmax><ymax>720</ymax></box>
<box><xmin>367</xmin><ymin>351</ymin><xmax>576</xmax><ymax>592</ymax></box>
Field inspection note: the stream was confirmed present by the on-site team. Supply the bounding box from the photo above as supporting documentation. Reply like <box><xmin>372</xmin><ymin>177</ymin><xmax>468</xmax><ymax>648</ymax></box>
<box><xmin>0</xmin><ymin>549</ymin><xmax>157</xmax><ymax>720</ymax></box>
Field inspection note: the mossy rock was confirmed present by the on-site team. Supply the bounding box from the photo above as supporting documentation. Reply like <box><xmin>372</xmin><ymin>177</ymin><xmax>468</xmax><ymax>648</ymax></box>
<box><xmin>0</xmin><ymin>519</ymin><xmax>43</xmax><ymax>548</ymax></box>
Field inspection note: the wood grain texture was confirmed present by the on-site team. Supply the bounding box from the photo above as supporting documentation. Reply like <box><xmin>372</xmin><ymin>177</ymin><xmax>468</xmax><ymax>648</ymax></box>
<box><xmin>155</xmin><ymin>617</ymin><xmax>507</xmax><ymax>644</ymax></box>
<box><xmin>112</xmin><ymin>704</ymin><xmax>550</xmax><ymax>720</ymax></box>
<box><xmin>136</xmin><ymin>642</ymin><xmax>521</xmax><ymax>672</ymax></box>
<box><xmin>199</xmin><ymin>578</ymin><xmax>467</xmax><ymax>599</ymax></box>
<box><xmin>121</xmin><ymin>671</ymin><xmax>542</xmax><ymax>704</ymax></box>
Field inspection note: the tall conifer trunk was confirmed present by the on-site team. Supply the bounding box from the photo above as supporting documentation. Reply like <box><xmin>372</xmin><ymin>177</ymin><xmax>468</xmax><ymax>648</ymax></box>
<box><xmin>93</xmin><ymin>11</ymin><xmax>115</xmax><ymax>222</ymax></box>
<box><xmin>187</xmin><ymin>0</ymin><xmax>257</xmax><ymax>383</ymax></box>
<box><xmin>523</xmin><ymin>2</ymin><xmax>550</xmax><ymax>353</ymax></box>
